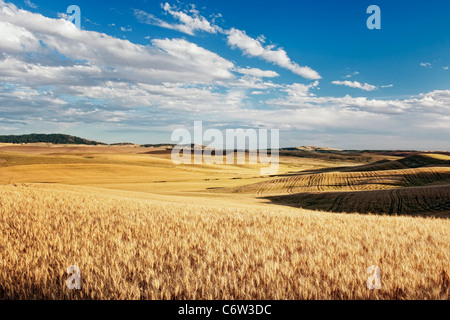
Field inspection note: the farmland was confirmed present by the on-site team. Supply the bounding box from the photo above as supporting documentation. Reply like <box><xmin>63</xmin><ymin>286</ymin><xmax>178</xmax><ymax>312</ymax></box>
<box><xmin>0</xmin><ymin>145</ymin><xmax>449</xmax><ymax>299</ymax></box>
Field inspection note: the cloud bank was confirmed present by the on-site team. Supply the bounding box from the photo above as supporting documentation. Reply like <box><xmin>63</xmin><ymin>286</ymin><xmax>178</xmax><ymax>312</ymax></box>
<box><xmin>0</xmin><ymin>1</ymin><xmax>449</xmax><ymax>149</ymax></box>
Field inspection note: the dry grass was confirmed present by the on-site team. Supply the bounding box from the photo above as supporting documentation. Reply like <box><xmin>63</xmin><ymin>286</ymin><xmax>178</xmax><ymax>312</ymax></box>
<box><xmin>0</xmin><ymin>184</ymin><xmax>448</xmax><ymax>300</ymax></box>
<box><xmin>0</xmin><ymin>148</ymin><xmax>293</xmax><ymax>196</ymax></box>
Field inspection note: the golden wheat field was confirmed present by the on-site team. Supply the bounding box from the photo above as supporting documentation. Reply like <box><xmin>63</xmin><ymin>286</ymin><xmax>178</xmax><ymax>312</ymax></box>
<box><xmin>0</xmin><ymin>145</ymin><xmax>449</xmax><ymax>299</ymax></box>
<box><xmin>1</xmin><ymin>184</ymin><xmax>449</xmax><ymax>300</ymax></box>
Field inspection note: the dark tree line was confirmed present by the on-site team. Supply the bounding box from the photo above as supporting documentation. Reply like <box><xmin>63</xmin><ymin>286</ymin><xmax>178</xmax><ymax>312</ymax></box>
<box><xmin>0</xmin><ymin>134</ymin><xmax>106</xmax><ymax>145</ymax></box>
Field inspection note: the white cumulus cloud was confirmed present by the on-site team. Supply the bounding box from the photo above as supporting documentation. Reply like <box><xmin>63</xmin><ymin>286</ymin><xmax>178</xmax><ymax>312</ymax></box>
<box><xmin>235</xmin><ymin>67</ymin><xmax>279</xmax><ymax>78</ymax></box>
<box><xmin>226</xmin><ymin>28</ymin><xmax>321</xmax><ymax>80</ymax></box>
<box><xmin>332</xmin><ymin>80</ymin><xmax>377</xmax><ymax>91</ymax></box>
<box><xmin>24</xmin><ymin>0</ymin><xmax>37</xmax><ymax>9</ymax></box>
<box><xmin>1</xmin><ymin>0</ymin><xmax>450</xmax><ymax>149</ymax></box>
<box><xmin>344</xmin><ymin>71</ymin><xmax>359</xmax><ymax>78</ymax></box>
<box><xmin>134</xmin><ymin>3</ymin><xmax>219</xmax><ymax>36</ymax></box>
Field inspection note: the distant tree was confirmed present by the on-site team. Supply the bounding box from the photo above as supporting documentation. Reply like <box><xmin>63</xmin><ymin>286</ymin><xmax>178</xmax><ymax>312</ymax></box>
<box><xmin>0</xmin><ymin>134</ymin><xmax>106</xmax><ymax>145</ymax></box>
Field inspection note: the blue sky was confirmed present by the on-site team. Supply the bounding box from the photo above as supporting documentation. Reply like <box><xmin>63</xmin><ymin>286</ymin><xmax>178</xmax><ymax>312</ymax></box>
<box><xmin>0</xmin><ymin>0</ymin><xmax>449</xmax><ymax>149</ymax></box>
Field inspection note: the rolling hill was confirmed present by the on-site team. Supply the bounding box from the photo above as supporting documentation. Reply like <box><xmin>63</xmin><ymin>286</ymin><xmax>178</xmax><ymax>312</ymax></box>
<box><xmin>0</xmin><ymin>144</ymin><xmax>448</xmax><ymax>299</ymax></box>
<box><xmin>220</xmin><ymin>154</ymin><xmax>450</xmax><ymax>217</ymax></box>
<box><xmin>266</xmin><ymin>185</ymin><xmax>450</xmax><ymax>217</ymax></box>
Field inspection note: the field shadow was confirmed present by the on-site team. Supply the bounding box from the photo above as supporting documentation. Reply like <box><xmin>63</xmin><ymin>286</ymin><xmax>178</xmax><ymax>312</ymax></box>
<box><xmin>263</xmin><ymin>186</ymin><xmax>450</xmax><ymax>219</ymax></box>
